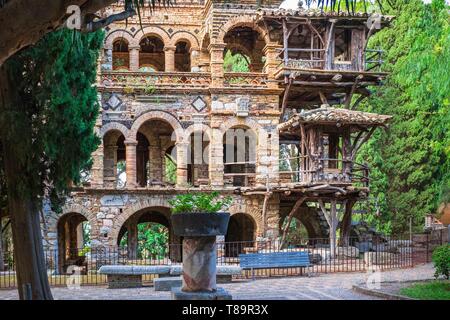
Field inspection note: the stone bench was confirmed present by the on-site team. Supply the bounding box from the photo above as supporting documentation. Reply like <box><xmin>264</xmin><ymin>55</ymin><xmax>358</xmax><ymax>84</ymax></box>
<box><xmin>99</xmin><ymin>265</ymin><xmax>242</xmax><ymax>289</ymax></box>
<box><xmin>98</xmin><ymin>265</ymin><xmax>171</xmax><ymax>289</ymax></box>
<box><xmin>169</xmin><ymin>265</ymin><xmax>242</xmax><ymax>283</ymax></box>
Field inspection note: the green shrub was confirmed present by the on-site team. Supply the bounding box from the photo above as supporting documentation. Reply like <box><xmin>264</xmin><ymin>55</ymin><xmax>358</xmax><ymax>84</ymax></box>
<box><xmin>432</xmin><ymin>244</ymin><xmax>450</xmax><ymax>279</ymax></box>
<box><xmin>169</xmin><ymin>191</ymin><xmax>232</xmax><ymax>214</ymax></box>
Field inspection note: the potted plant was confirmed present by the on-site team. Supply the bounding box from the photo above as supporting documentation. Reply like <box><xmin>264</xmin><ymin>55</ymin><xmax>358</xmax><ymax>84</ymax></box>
<box><xmin>169</xmin><ymin>192</ymin><xmax>232</xmax><ymax>237</ymax></box>
<box><xmin>169</xmin><ymin>192</ymin><xmax>233</xmax><ymax>298</ymax></box>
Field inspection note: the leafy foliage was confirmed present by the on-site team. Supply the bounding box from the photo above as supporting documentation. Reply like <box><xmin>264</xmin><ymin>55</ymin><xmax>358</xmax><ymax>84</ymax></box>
<box><xmin>169</xmin><ymin>192</ymin><xmax>233</xmax><ymax>214</ymax></box>
<box><xmin>223</xmin><ymin>50</ymin><xmax>250</xmax><ymax>72</ymax></box>
<box><xmin>120</xmin><ymin>223</ymin><xmax>168</xmax><ymax>259</ymax></box>
<box><xmin>357</xmin><ymin>0</ymin><xmax>450</xmax><ymax>233</ymax></box>
<box><xmin>432</xmin><ymin>244</ymin><xmax>450</xmax><ymax>279</ymax></box>
<box><xmin>0</xmin><ymin>30</ymin><xmax>104</xmax><ymax>211</ymax></box>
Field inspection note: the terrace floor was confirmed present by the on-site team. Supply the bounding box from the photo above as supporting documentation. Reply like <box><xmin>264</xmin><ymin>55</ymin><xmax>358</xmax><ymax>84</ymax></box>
<box><xmin>0</xmin><ymin>263</ymin><xmax>435</xmax><ymax>300</ymax></box>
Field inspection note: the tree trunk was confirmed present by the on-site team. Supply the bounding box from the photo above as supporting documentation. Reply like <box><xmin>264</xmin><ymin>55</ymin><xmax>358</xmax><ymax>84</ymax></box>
<box><xmin>0</xmin><ymin>218</ymin><xmax>4</xmax><ymax>271</ymax></box>
<box><xmin>0</xmin><ymin>64</ymin><xmax>53</xmax><ymax>300</ymax></box>
<box><xmin>340</xmin><ymin>200</ymin><xmax>356</xmax><ymax>246</ymax></box>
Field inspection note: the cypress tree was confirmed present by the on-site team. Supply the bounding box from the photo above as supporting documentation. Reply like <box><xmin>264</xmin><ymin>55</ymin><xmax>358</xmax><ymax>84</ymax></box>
<box><xmin>0</xmin><ymin>29</ymin><xmax>103</xmax><ymax>299</ymax></box>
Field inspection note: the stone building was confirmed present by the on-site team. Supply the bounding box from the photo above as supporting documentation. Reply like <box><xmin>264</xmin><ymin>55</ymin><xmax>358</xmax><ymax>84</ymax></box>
<box><xmin>41</xmin><ymin>0</ymin><xmax>393</xmax><ymax>270</ymax></box>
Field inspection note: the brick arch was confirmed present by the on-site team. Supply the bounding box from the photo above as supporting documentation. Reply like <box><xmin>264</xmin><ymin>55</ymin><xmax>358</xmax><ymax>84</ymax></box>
<box><xmin>129</xmin><ymin>110</ymin><xmax>184</xmax><ymax>142</ymax></box>
<box><xmin>183</xmin><ymin>123</ymin><xmax>212</xmax><ymax>143</ymax></box>
<box><xmin>99</xmin><ymin>122</ymin><xmax>130</xmax><ymax>139</ymax></box>
<box><xmin>229</xmin><ymin>201</ymin><xmax>263</xmax><ymax>238</ymax></box>
<box><xmin>219</xmin><ymin>117</ymin><xmax>265</xmax><ymax>138</ymax></box>
<box><xmin>104</xmin><ymin>30</ymin><xmax>136</xmax><ymax>49</ymax></box>
<box><xmin>109</xmin><ymin>197</ymin><xmax>173</xmax><ymax>244</ymax></box>
<box><xmin>216</xmin><ymin>15</ymin><xmax>270</xmax><ymax>45</ymax></box>
<box><xmin>169</xmin><ymin>31</ymin><xmax>200</xmax><ymax>48</ymax></box>
<box><xmin>134</xmin><ymin>27</ymin><xmax>171</xmax><ymax>46</ymax></box>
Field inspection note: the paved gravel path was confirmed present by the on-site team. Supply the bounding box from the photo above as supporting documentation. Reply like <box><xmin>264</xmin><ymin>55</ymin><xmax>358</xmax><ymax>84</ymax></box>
<box><xmin>0</xmin><ymin>264</ymin><xmax>435</xmax><ymax>300</ymax></box>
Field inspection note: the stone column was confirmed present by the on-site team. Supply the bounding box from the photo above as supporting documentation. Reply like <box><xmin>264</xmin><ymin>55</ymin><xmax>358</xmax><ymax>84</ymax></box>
<box><xmin>208</xmin><ymin>128</ymin><xmax>224</xmax><ymax>187</ymax></box>
<box><xmin>90</xmin><ymin>145</ymin><xmax>104</xmax><ymax>188</ymax></box>
<box><xmin>76</xmin><ymin>223</ymin><xmax>84</xmax><ymax>249</ymax></box>
<box><xmin>102</xmin><ymin>46</ymin><xmax>113</xmax><ymax>71</ymax></box>
<box><xmin>164</xmin><ymin>45</ymin><xmax>176</xmax><ymax>72</ymax></box>
<box><xmin>208</xmin><ymin>43</ymin><xmax>226</xmax><ymax>87</ymax></box>
<box><xmin>181</xmin><ymin>237</ymin><xmax>217</xmax><ymax>292</ymax></box>
<box><xmin>149</xmin><ymin>139</ymin><xmax>163</xmax><ymax>183</ymax></box>
<box><xmin>263</xmin><ymin>44</ymin><xmax>283</xmax><ymax>89</ymax></box>
<box><xmin>103</xmin><ymin>144</ymin><xmax>117</xmax><ymax>188</ymax></box>
<box><xmin>127</xmin><ymin>217</ymin><xmax>138</xmax><ymax>259</ymax></box>
<box><xmin>129</xmin><ymin>45</ymin><xmax>140</xmax><ymax>71</ymax></box>
<box><xmin>125</xmin><ymin>139</ymin><xmax>138</xmax><ymax>188</ymax></box>
<box><xmin>190</xmin><ymin>46</ymin><xmax>200</xmax><ymax>72</ymax></box>
<box><xmin>265</xmin><ymin>194</ymin><xmax>280</xmax><ymax>240</ymax></box>
<box><xmin>176</xmin><ymin>142</ymin><xmax>188</xmax><ymax>187</ymax></box>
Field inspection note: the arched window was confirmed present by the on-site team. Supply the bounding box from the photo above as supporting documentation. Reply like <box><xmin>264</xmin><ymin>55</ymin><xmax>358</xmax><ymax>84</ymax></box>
<box><xmin>112</xmin><ymin>39</ymin><xmax>129</xmax><ymax>70</ymax></box>
<box><xmin>139</xmin><ymin>36</ymin><xmax>165</xmax><ymax>71</ymax></box>
<box><xmin>223</xmin><ymin>26</ymin><xmax>265</xmax><ymax>73</ymax></box>
<box><xmin>175</xmin><ymin>41</ymin><xmax>191</xmax><ymax>72</ymax></box>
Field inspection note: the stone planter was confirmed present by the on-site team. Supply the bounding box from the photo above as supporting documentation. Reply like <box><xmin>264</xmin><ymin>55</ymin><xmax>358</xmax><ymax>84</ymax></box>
<box><xmin>171</xmin><ymin>212</ymin><xmax>231</xmax><ymax>300</ymax></box>
<box><xmin>171</xmin><ymin>212</ymin><xmax>230</xmax><ymax>237</ymax></box>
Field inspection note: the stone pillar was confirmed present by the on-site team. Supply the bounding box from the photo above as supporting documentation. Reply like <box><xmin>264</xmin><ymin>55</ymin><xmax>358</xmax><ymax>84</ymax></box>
<box><xmin>102</xmin><ymin>46</ymin><xmax>113</xmax><ymax>71</ymax></box>
<box><xmin>181</xmin><ymin>237</ymin><xmax>217</xmax><ymax>292</ymax></box>
<box><xmin>190</xmin><ymin>46</ymin><xmax>200</xmax><ymax>72</ymax></box>
<box><xmin>103</xmin><ymin>144</ymin><xmax>117</xmax><ymax>188</ymax></box>
<box><xmin>129</xmin><ymin>45</ymin><xmax>140</xmax><ymax>71</ymax></box>
<box><xmin>265</xmin><ymin>194</ymin><xmax>280</xmax><ymax>240</ymax></box>
<box><xmin>91</xmin><ymin>145</ymin><xmax>104</xmax><ymax>188</ymax></box>
<box><xmin>125</xmin><ymin>139</ymin><xmax>138</xmax><ymax>188</ymax></box>
<box><xmin>76</xmin><ymin>223</ymin><xmax>84</xmax><ymax>249</ymax></box>
<box><xmin>209</xmin><ymin>43</ymin><xmax>226</xmax><ymax>87</ymax></box>
<box><xmin>164</xmin><ymin>45</ymin><xmax>176</xmax><ymax>72</ymax></box>
<box><xmin>263</xmin><ymin>44</ymin><xmax>283</xmax><ymax>89</ymax></box>
<box><xmin>209</xmin><ymin>128</ymin><xmax>224</xmax><ymax>187</ymax></box>
<box><xmin>149</xmin><ymin>139</ymin><xmax>163</xmax><ymax>183</ymax></box>
<box><xmin>176</xmin><ymin>142</ymin><xmax>188</xmax><ymax>187</ymax></box>
<box><xmin>127</xmin><ymin>218</ymin><xmax>138</xmax><ymax>259</ymax></box>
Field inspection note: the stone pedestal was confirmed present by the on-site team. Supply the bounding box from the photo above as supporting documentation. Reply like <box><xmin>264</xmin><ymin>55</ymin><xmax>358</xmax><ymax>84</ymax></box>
<box><xmin>170</xmin><ymin>212</ymin><xmax>232</xmax><ymax>300</ymax></box>
<box><xmin>171</xmin><ymin>287</ymin><xmax>232</xmax><ymax>300</ymax></box>
<box><xmin>171</xmin><ymin>236</ymin><xmax>232</xmax><ymax>300</ymax></box>
<box><xmin>181</xmin><ymin>236</ymin><xmax>217</xmax><ymax>292</ymax></box>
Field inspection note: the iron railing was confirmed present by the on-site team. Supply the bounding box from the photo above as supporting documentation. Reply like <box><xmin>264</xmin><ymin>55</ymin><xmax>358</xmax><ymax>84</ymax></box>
<box><xmin>0</xmin><ymin>233</ymin><xmax>428</xmax><ymax>290</ymax></box>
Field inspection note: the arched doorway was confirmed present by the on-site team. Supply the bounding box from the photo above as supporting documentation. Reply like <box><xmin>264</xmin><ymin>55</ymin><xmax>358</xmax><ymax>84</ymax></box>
<box><xmin>136</xmin><ymin>119</ymin><xmax>176</xmax><ymax>187</ymax></box>
<box><xmin>225</xmin><ymin>213</ymin><xmax>256</xmax><ymax>257</ymax></box>
<box><xmin>57</xmin><ymin>212</ymin><xmax>89</xmax><ymax>273</ymax></box>
<box><xmin>117</xmin><ymin>207</ymin><xmax>181</xmax><ymax>262</ymax></box>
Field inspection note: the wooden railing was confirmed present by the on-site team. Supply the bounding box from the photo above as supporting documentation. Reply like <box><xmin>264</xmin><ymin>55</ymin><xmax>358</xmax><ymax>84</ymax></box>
<box><xmin>279</xmin><ymin>156</ymin><xmax>369</xmax><ymax>186</ymax></box>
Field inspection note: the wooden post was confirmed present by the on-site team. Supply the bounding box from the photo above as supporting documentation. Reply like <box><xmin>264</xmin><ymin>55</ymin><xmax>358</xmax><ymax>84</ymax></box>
<box><xmin>318</xmin><ymin>199</ymin><xmax>339</xmax><ymax>258</ymax></box>
<box><xmin>279</xmin><ymin>197</ymin><xmax>307</xmax><ymax>250</ymax></box>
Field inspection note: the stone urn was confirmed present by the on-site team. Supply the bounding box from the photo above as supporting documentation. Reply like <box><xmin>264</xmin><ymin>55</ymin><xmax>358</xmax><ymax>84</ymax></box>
<box><xmin>171</xmin><ymin>212</ymin><xmax>231</xmax><ymax>299</ymax></box>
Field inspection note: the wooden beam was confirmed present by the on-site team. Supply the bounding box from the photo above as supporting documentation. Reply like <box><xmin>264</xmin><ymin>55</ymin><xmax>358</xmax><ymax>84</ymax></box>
<box><xmin>280</xmin><ymin>77</ymin><xmax>293</xmax><ymax>122</ymax></box>
<box><xmin>279</xmin><ymin>196</ymin><xmax>307</xmax><ymax>249</ymax></box>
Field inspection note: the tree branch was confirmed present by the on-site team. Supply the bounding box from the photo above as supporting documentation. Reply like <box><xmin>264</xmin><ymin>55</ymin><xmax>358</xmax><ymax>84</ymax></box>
<box><xmin>83</xmin><ymin>7</ymin><xmax>136</xmax><ymax>32</ymax></box>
